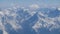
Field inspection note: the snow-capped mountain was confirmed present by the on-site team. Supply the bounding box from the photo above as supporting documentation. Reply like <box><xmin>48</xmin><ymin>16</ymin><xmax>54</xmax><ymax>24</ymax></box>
<box><xmin>0</xmin><ymin>6</ymin><xmax>60</xmax><ymax>34</ymax></box>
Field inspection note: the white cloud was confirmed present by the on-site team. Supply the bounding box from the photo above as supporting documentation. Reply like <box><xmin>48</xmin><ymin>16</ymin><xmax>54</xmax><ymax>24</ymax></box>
<box><xmin>29</xmin><ymin>4</ymin><xmax>39</xmax><ymax>9</ymax></box>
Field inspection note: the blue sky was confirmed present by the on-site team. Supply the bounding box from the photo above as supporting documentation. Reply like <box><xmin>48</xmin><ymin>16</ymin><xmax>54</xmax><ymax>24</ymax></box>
<box><xmin>0</xmin><ymin>0</ymin><xmax>60</xmax><ymax>9</ymax></box>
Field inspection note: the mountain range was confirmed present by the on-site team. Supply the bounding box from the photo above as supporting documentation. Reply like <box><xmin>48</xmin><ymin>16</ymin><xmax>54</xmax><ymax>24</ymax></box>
<box><xmin>0</xmin><ymin>7</ymin><xmax>60</xmax><ymax>34</ymax></box>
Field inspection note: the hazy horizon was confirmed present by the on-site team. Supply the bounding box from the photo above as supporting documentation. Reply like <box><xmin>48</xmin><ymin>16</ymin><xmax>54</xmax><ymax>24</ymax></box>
<box><xmin>0</xmin><ymin>0</ymin><xmax>60</xmax><ymax>9</ymax></box>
